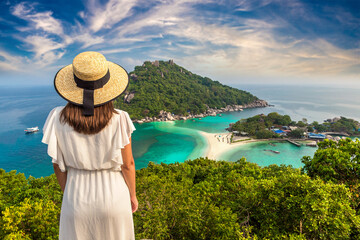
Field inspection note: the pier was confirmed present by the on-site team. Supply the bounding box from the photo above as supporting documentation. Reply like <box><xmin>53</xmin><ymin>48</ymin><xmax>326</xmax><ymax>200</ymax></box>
<box><xmin>286</xmin><ymin>139</ymin><xmax>301</xmax><ymax>147</ymax></box>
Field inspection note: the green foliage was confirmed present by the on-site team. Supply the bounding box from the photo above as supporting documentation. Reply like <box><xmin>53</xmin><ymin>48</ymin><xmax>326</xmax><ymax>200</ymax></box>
<box><xmin>288</xmin><ymin>129</ymin><xmax>304</xmax><ymax>138</ymax></box>
<box><xmin>329</xmin><ymin>117</ymin><xmax>360</xmax><ymax>135</ymax></box>
<box><xmin>231</xmin><ymin>112</ymin><xmax>298</xmax><ymax>138</ymax></box>
<box><xmin>134</xmin><ymin>158</ymin><xmax>359</xmax><ymax>239</ymax></box>
<box><xmin>1</xmin><ymin>198</ymin><xmax>59</xmax><ymax>240</ymax></box>
<box><xmin>296</xmin><ymin>121</ymin><xmax>306</xmax><ymax>127</ymax></box>
<box><xmin>311</xmin><ymin>121</ymin><xmax>327</xmax><ymax>132</ymax></box>
<box><xmin>255</xmin><ymin>129</ymin><xmax>278</xmax><ymax>139</ymax></box>
<box><xmin>310</xmin><ymin>117</ymin><xmax>360</xmax><ymax>135</ymax></box>
<box><xmin>114</xmin><ymin>61</ymin><xmax>258</xmax><ymax>119</ymax></box>
<box><xmin>302</xmin><ymin>138</ymin><xmax>360</xmax><ymax>186</ymax></box>
<box><xmin>1</xmin><ymin>156</ymin><xmax>360</xmax><ymax>239</ymax></box>
<box><xmin>0</xmin><ymin>171</ymin><xmax>61</xmax><ymax>239</ymax></box>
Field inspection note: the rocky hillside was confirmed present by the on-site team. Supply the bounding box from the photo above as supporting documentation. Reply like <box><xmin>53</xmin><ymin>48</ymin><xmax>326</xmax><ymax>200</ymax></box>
<box><xmin>115</xmin><ymin>60</ymin><xmax>267</xmax><ymax>121</ymax></box>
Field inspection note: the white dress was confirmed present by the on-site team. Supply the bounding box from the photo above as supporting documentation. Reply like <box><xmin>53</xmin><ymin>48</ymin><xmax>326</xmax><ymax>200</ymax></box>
<box><xmin>42</xmin><ymin>106</ymin><xmax>136</xmax><ymax>240</ymax></box>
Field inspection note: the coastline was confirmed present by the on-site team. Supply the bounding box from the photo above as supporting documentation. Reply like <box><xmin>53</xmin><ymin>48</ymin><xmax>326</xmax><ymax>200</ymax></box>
<box><xmin>199</xmin><ymin>131</ymin><xmax>263</xmax><ymax>160</ymax></box>
<box><xmin>133</xmin><ymin>100</ymin><xmax>269</xmax><ymax>123</ymax></box>
<box><xmin>198</xmin><ymin>132</ymin><xmax>321</xmax><ymax>161</ymax></box>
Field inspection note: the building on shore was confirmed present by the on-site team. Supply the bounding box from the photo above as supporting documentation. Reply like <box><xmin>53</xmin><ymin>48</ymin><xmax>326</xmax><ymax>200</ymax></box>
<box><xmin>307</xmin><ymin>132</ymin><xmax>326</xmax><ymax>139</ymax></box>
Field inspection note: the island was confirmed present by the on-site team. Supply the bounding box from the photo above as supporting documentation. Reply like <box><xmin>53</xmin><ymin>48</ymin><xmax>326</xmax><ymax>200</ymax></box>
<box><xmin>115</xmin><ymin>60</ymin><xmax>268</xmax><ymax>122</ymax></box>
<box><xmin>229</xmin><ymin>113</ymin><xmax>360</xmax><ymax>140</ymax></box>
<box><xmin>200</xmin><ymin>112</ymin><xmax>360</xmax><ymax>160</ymax></box>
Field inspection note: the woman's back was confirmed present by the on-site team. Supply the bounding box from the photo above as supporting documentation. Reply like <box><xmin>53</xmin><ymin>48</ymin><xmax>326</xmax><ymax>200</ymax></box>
<box><xmin>43</xmin><ymin>107</ymin><xmax>135</xmax><ymax>172</ymax></box>
<box><xmin>43</xmin><ymin>51</ymin><xmax>137</xmax><ymax>240</ymax></box>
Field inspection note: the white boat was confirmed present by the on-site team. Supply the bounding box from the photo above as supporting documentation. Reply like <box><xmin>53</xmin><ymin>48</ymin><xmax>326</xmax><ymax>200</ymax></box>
<box><xmin>24</xmin><ymin>126</ymin><xmax>39</xmax><ymax>133</ymax></box>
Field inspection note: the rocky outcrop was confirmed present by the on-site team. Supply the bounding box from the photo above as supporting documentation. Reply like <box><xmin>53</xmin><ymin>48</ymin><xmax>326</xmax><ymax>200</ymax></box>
<box><xmin>242</xmin><ymin>100</ymin><xmax>268</xmax><ymax>108</ymax></box>
<box><xmin>124</xmin><ymin>92</ymin><xmax>135</xmax><ymax>103</ymax></box>
<box><xmin>132</xmin><ymin>100</ymin><xmax>269</xmax><ymax>123</ymax></box>
<box><xmin>130</xmin><ymin>73</ymin><xmax>138</xmax><ymax>81</ymax></box>
<box><xmin>152</xmin><ymin>60</ymin><xmax>160</xmax><ymax>67</ymax></box>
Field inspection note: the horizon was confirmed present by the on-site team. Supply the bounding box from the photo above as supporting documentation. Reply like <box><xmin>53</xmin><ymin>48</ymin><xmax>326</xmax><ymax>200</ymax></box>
<box><xmin>0</xmin><ymin>0</ymin><xmax>359</xmax><ymax>87</ymax></box>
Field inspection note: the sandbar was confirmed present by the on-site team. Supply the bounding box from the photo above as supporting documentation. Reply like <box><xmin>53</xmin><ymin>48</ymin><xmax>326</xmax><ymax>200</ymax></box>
<box><xmin>199</xmin><ymin>131</ymin><xmax>262</xmax><ymax>160</ymax></box>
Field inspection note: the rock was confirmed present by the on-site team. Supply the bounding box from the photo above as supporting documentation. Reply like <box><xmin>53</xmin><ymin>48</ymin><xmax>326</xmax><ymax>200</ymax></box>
<box><xmin>152</xmin><ymin>60</ymin><xmax>159</xmax><ymax>67</ymax></box>
<box><xmin>169</xmin><ymin>59</ymin><xmax>174</xmax><ymax>65</ymax></box>
<box><xmin>161</xmin><ymin>71</ymin><xmax>164</xmax><ymax>78</ymax></box>
<box><xmin>129</xmin><ymin>73</ymin><xmax>138</xmax><ymax>81</ymax></box>
<box><xmin>124</xmin><ymin>92</ymin><xmax>135</xmax><ymax>103</ymax></box>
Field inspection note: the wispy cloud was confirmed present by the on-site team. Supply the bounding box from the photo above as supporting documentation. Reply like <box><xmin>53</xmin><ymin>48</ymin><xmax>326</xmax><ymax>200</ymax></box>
<box><xmin>0</xmin><ymin>50</ymin><xmax>27</xmax><ymax>71</ymax></box>
<box><xmin>84</xmin><ymin>0</ymin><xmax>139</xmax><ymax>32</ymax></box>
<box><xmin>11</xmin><ymin>2</ymin><xmax>64</xmax><ymax>36</ymax></box>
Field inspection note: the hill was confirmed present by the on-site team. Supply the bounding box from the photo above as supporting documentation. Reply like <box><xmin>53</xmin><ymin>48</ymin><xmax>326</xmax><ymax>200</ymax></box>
<box><xmin>115</xmin><ymin>60</ymin><xmax>266</xmax><ymax>120</ymax></box>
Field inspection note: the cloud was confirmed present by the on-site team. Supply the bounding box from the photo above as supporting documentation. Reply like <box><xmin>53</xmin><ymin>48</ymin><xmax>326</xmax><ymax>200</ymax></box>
<box><xmin>84</xmin><ymin>0</ymin><xmax>139</xmax><ymax>32</ymax></box>
<box><xmin>0</xmin><ymin>50</ymin><xmax>26</xmax><ymax>71</ymax></box>
<box><xmin>11</xmin><ymin>2</ymin><xmax>64</xmax><ymax>36</ymax></box>
<box><xmin>3</xmin><ymin>0</ymin><xmax>359</xmax><ymax>86</ymax></box>
<box><xmin>235</xmin><ymin>0</ymin><xmax>273</xmax><ymax>11</ymax></box>
<box><xmin>176</xmin><ymin>36</ymin><xmax>360</xmax><ymax>85</ymax></box>
<box><xmin>71</xmin><ymin>32</ymin><xmax>104</xmax><ymax>48</ymax></box>
<box><xmin>23</xmin><ymin>35</ymin><xmax>64</xmax><ymax>58</ymax></box>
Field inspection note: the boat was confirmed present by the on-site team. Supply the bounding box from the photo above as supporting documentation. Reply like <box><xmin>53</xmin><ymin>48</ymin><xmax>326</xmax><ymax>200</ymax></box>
<box><xmin>24</xmin><ymin>126</ymin><xmax>39</xmax><ymax>134</ymax></box>
<box><xmin>264</xmin><ymin>149</ymin><xmax>280</xmax><ymax>154</ymax></box>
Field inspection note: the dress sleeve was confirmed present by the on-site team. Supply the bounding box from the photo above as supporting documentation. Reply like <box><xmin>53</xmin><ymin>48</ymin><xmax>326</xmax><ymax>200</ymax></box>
<box><xmin>41</xmin><ymin>107</ymin><xmax>67</xmax><ymax>172</ymax></box>
<box><xmin>118</xmin><ymin>110</ymin><xmax>136</xmax><ymax>148</ymax></box>
<box><xmin>110</xmin><ymin>110</ymin><xmax>136</xmax><ymax>165</ymax></box>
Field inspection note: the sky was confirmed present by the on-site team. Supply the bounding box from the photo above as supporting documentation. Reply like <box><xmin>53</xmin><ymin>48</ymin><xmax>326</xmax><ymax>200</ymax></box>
<box><xmin>0</xmin><ymin>0</ymin><xmax>359</xmax><ymax>87</ymax></box>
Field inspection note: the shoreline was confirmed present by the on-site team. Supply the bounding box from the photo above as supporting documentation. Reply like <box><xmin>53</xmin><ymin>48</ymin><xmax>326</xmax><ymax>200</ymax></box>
<box><xmin>198</xmin><ymin>132</ymin><xmax>320</xmax><ymax>160</ymax></box>
<box><xmin>133</xmin><ymin>100</ymin><xmax>269</xmax><ymax>123</ymax></box>
<box><xmin>199</xmin><ymin>131</ymin><xmax>264</xmax><ymax>160</ymax></box>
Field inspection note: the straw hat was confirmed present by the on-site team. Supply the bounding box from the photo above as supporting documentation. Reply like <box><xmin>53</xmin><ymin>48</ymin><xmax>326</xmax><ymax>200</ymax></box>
<box><xmin>54</xmin><ymin>51</ymin><xmax>129</xmax><ymax>116</ymax></box>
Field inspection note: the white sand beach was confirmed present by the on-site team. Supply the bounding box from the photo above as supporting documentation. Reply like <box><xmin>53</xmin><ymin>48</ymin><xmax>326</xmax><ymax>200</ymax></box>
<box><xmin>199</xmin><ymin>131</ymin><xmax>261</xmax><ymax>160</ymax></box>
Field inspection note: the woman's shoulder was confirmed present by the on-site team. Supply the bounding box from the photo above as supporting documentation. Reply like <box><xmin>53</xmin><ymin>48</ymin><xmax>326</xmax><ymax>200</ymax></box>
<box><xmin>113</xmin><ymin>109</ymin><xmax>134</xmax><ymax>125</ymax></box>
<box><xmin>114</xmin><ymin>109</ymin><xmax>131</xmax><ymax>118</ymax></box>
<box><xmin>44</xmin><ymin>106</ymin><xmax>65</xmax><ymax>121</ymax></box>
<box><xmin>48</xmin><ymin>106</ymin><xmax>65</xmax><ymax>115</ymax></box>
<box><xmin>114</xmin><ymin>108</ymin><xmax>126</xmax><ymax>114</ymax></box>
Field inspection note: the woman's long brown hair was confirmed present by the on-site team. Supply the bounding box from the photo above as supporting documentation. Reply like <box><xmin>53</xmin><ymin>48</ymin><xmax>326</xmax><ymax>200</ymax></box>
<box><xmin>60</xmin><ymin>102</ymin><xmax>118</xmax><ymax>135</ymax></box>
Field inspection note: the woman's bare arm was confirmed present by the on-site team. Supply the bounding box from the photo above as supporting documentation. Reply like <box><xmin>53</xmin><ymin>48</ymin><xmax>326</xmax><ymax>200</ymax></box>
<box><xmin>121</xmin><ymin>137</ymin><xmax>138</xmax><ymax>213</ymax></box>
<box><xmin>53</xmin><ymin>163</ymin><xmax>67</xmax><ymax>192</ymax></box>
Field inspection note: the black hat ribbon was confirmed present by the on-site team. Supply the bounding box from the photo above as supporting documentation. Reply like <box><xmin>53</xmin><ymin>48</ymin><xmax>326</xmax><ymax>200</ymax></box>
<box><xmin>74</xmin><ymin>70</ymin><xmax>110</xmax><ymax>116</ymax></box>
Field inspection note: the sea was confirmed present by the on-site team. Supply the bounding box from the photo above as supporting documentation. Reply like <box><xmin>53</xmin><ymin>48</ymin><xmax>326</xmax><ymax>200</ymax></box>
<box><xmin>1</xmin><ymin>84</ymin><xmax>359</xmax><ymax>178</ymax></box>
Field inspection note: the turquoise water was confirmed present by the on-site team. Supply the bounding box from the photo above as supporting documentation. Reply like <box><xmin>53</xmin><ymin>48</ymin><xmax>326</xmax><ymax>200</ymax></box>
<box><xmin>220</xmin><ymin>141</ymin><xmax>317</xmax><ymax>168</ymax></box>
<box><xmin>1</xmin><ymin>84</ymin><xmax>359</xmax><ymax>177</ymax></box>
<box><xmin>132</xmin><ymin>121</ymin><xmax>207</xmax><ymax>169</ymax></box>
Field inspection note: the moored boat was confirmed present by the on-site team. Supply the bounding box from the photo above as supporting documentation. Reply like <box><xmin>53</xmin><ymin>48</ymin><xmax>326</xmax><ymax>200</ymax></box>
<box><xmin>264</xmin><ymin>149</ymin><xmax>280</xmax><ymax>154</ymax></box>
<box><xmin>24</xmin><ymin>126</ymin><xmax>39</xmax><ymax>134</ymax></box>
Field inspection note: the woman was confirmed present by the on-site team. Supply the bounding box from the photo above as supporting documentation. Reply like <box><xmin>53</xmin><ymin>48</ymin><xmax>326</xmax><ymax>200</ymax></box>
<box><xmin>42</xmin><ymin>51</ymin><xmax>137</xmax><ymax>240</ymax></box>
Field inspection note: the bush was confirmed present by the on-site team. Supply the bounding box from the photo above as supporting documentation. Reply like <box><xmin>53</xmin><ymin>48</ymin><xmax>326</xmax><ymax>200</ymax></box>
<box><xmin>1</xmin><ymin>157</ymin><xmax>360</xmax><ymax>239</ymax></box>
